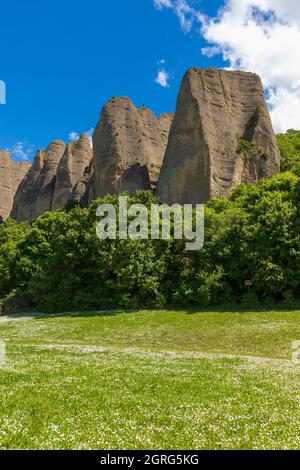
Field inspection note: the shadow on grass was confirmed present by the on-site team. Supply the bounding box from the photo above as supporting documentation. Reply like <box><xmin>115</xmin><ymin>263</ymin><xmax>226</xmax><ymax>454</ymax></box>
<box><xmin>2</xmin><ymin>304</ymin><xmax>300</xmax><ymax>322</ymax></box>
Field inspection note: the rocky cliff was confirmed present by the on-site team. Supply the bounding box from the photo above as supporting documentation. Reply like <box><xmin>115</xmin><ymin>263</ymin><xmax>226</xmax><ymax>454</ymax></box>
<box><xmin>52</xmin><ymin>134</ymin><xmax>93</xmax><ymax>210</ymax></box>
<box><xmin>11</xmin><ymin>140</ymin><xmax>66</xmax><ymax>221</ymax></box>
<box><xmin>6</xmin><ymin>67</ymin><xmax>281</xmax><ymax>221</ymax></box>
<box><xmin>0</xmin><ymin>151</ymin><xmax>30</xmax><ymax>219</ymax></box>
<box><xmin>157</xmin><ymin>67</ymin><xmax>280</xmax><ymax>205</ymax></box>
<box><xmin>11</xmin><ymin>135</ymin><xmax>93</xmax><ymax>221</ymax></box>
<box><xmin>89</xmin><ymin>97</ymin><xmax>173</xmax><ymax>201</ymax></box>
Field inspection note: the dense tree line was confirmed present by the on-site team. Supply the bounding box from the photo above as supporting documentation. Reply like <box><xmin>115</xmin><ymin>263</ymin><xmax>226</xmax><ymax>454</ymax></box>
<box><xmin>1</xmin><ymin>166</ymin><xmax>300</xmax><ymax>312</ymax></box>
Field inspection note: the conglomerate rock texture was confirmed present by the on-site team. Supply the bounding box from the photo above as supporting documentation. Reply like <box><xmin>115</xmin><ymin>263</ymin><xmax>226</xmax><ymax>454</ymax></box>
<box><xmin>0</xmin><ymin>151</ymin><xmax>31</xmax><ymax>219</ymax></box>
<box><xmin>157</xmin><ymin>67</ymin><xmax>280</xmax><ymax>205</ymax></box>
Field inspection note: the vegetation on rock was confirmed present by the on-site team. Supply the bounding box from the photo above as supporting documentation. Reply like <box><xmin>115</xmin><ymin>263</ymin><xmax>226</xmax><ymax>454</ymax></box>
<box><xmin>237</xmin><ymin>138</ymin><xmax>267</xmax><ymax>160</ymax></box>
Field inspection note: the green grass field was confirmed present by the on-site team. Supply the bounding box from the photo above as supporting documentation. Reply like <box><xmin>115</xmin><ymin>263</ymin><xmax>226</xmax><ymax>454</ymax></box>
<box><xmin>0</xmin><ymin>308</ymin><xmax>300</xmax><ymax>450</ymax></box>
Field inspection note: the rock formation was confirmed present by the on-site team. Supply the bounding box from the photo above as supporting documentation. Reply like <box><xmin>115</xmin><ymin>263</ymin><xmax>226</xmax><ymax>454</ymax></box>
<box><xmin>11</xmin><ymin>135</ymin><xmax>93</xmax><ymax>221</ymax></box>
<box><xmin>11</xmin><ymin>140</ymin><xmax>66</xmax><ymax>221</ymax></box>
<box><xmin>72</xmin><ymin>160</ymin><xmax>94</xmax><ymax>207</ymax></box>
<box><xmin>5</xmin><ymin>67</ymin><xmax>282</xmax><ymax>221</ymax></box>
<box><xmin>52</xmin><ymin>134</ymin><xmax>93</xmax><ymax>210</ymax></box>
<box><xmin>0</xmin><ymin>151</ymin><xmax>30</xmax><ymax>219</ymax></box>
<box><xmin>89</xmin><ymin>97</ymin><xmax>173</xmax><ymax>201</ymax></box>
<box><xmin>157</xmin><ymin>67</ymin><xmax>280</xmax><ymax>205</ymax></box>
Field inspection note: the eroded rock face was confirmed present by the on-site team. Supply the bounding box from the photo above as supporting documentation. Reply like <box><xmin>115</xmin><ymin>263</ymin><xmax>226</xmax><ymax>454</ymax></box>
<box><xmin>157</xmin><ymin>67</ymin><xmax>281</xmax><ymax>205</ymax></box>
<box><xmin>8</xmin><ymin>68</ymin><xmax>281</xmax><ymax>219</ymax></box>
<box><xmin>52</xmin><ymin>134</ymin><xmax>93</xmax><ymax>210</ymax></box>
<box><xmin>11</xmin><ymin>135</ymin><xmax>93</xmax><ymax>221</ymax></box>
<box><xmin>72</xmin><ymin>160</ymin><xmax>94</xmax><ymax>208</ymax></box>
<box><xmin>11</xmin><ymin>140</ymin><xmax>66</xmax><ymax>221</ymax></box>
<box><xmin>0</xmin><ymin>151</ymin><xmax>31</xmax><ymax>219</ymax></box>
<box><xmin>89</xmin><ymin>97</ymin><xmax>173</xmax><ymax>201</ymax></box>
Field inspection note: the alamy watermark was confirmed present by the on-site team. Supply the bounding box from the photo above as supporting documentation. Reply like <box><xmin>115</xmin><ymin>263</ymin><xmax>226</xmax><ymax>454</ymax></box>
<box><xmin>0</xmin><ymin>80</ymin><xmax>6</xmax><ymax>104</ymax></box>
<box><xmin>96</xmin><ymin>197</ymin><xmax>204</xmax><ymax>251</ymax></box>
<box><xmin>292</xmin><ymin>341</ymin><xmax>300</xmax><ymax>365</ymax></box>
<box><xmin>0</xmin><ymin>341</ymin><xmax>6</xmax><ymax>366</ymax></box>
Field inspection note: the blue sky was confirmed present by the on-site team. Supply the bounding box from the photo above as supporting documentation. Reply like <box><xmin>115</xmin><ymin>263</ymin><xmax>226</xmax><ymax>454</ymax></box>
<box><xmin>0</xmin><ymin>0</ymin><xmax>224</xmax><ymax>161</ymax></box>
<box><xmin>1</xmin><ymin>0</ymin><xmax>300</xmax><ymax>161</ymax></box>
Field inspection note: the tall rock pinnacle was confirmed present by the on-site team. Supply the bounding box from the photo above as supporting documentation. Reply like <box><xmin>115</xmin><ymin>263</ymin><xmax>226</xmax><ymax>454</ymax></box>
<box><xmin>11</xmin><ymin>140</ymin><xmax>66</xmax><ymax>221</ymax></box>
<box><xmin>157</xmin><ymin>67</ymin><xmax>280</xmax><ymax>205</ymax></box>
<box><xmin>0</xmin><ymin>151</ymin><xmax>31</xmax><ymax>219</ymax></box>
<box><xmin>11</xmin><ymin>135</ymin><xmax>93</xmax><ymax>221</ymax></box>
<box><xmin>89</xmin><ymin>97</ymin><xmax>173</xmax><ymax>201</ymax></box>
<box><xmin>52</xmin><ymin>134</ymin><xmax>93</xmax><ymax>210</ymax></box>
<box><xmin>6</xmin><ymin>67</ymin><xmax>282</xmax><ymax>221</ymax></box>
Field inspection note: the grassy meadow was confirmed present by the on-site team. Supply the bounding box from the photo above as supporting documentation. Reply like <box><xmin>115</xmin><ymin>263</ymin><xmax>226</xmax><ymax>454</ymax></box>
<box><xmin>0</xmin><ymin>308</ymin><xmax>300</xmax><ymax>450</ymax></box>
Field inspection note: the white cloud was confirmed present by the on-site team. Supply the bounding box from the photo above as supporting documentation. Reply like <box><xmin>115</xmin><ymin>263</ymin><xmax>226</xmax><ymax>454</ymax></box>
<box><xmin>68</xmin><ymin>132</ymin><xmax>80</xmax><ymax>142</ymax></box>
<box><xmin>155</xmin><ymin>69</ymin><xmax>170</xmax><ymax>88</ymax></box>
<box><xmin>154</xmin><ymin>0</ymin><xmax>300</xmax><ymax>132</ymax></box>
<box><xmin>10</xmin><ymin>141</ymin><xmax>33</xmax><ymax>161</ymax></box>
<box><xmin>68</xmin><ymin>128</ymin><xmax>94</xmax><ymax>147</ymax></box>
<box><xmin>86</xmin><ymin>128</ymin><xmax>94</xmax><ymax>147</ymax></box>
<box><xmin>201</xmin><ymin>0</ymin><xmax>300</xmax><ymax>132</ymax></box>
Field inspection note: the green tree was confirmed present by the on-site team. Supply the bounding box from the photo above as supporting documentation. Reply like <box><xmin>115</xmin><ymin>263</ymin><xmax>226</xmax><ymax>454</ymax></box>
<box><xmin>277</xmin><ymin>129</ymin><xmax>300</xmax><ymax>171</ymax></box>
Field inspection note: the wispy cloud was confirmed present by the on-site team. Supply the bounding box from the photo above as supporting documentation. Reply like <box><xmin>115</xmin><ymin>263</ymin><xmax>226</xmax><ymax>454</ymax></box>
<box><xmin>154</xmin><ymin>0</ymin><xmax>300</xmax><ymax>132</ymax></box>
<box><xmin>10</xmin><ymin>141</ymin><xmax>34</xmax><ymax>161</ymax></box>
<box><xmin>154</xmin><ymin>0</ymin><xmax>204</xmax><ymax>33</ymax></box>
<box><xmin>86</xmin><ymin>128</ymin><xmax>94</xmax><ymax>147</ymax></box>
<box><xmin>68</xmin><ymin>132</ymin><xmax>80</xmax><ymax>142</ymax></box>
<box><xmin>0</xmin><ymin>80</ymin><xmax>6</xmax><ymax>105</ymax></box>
<box><xmin>154</xmin><ymin>0</ymin><xmax>173</xmax><ymax>10</ymax></box>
